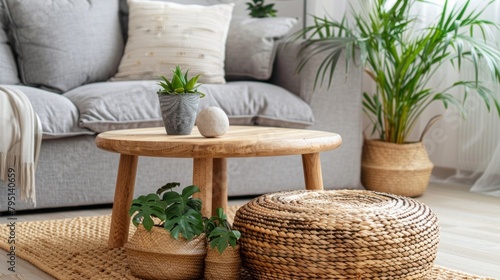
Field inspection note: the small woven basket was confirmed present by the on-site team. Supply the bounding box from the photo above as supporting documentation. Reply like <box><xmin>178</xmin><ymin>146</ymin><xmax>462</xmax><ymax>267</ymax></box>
<box><xmin>233</xmin><ymin>190</ymin><xmax>440</xmax><ymax>279</ymax></box>
<box><xmin>362</xmin><ymin>140</ymin><xmax>434</xmax><ymax>197</ymax></box>
<box><xmin>204</xmin><ymin>245</ymin><xmax>241</xmax><ymax>280</ymax></box>
<box><xmin>124</xmin><ymin>226</ymin><xmax>206</xmax><ymax>280</ymax></box>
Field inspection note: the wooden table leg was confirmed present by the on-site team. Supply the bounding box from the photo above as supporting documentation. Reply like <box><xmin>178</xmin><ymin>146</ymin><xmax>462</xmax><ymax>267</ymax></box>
<box><xmin>212</xmin><ymin>158</ymin><xmax>228</xmax><ymax>215</ymax></box>
<box><xmin>193</xmin><ymin>158</ymin><xmax>213</xmax><ymax>217</ymax></box>
<box><xmin>302</xmin><ymin>153</ymin><xmax>324</xmax><ymax>190</ymax></box>
<box><xmin>108</xmin><ymin>154</ymin><xmax>138</xmax><ymax>248</ymax></box>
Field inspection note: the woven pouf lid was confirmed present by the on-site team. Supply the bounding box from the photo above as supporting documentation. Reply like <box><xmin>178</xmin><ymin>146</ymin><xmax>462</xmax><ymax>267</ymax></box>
<box><xmin>233</xmin><ymin>190</ymin><xmax>440</xmax><ymax>279</ymax></box>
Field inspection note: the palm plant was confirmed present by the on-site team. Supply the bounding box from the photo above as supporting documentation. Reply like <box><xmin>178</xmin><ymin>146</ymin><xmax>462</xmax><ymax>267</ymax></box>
<box><xmin>293</xmin><ymin>0</ymin><xmax>500</xmax><ymax>144</ymax></box>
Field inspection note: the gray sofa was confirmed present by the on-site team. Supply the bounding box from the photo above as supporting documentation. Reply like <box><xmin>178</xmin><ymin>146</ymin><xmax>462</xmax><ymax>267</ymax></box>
<box><xmin>0</xmin><ymin>0</ymin><xmax>363</xmax><ymax>212</ymax></box>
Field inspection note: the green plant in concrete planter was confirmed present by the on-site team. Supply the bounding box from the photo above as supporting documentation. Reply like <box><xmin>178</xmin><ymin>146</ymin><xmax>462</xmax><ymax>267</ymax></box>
<box><xmin>157</xmin><ymin>66</ymin><xmax>205</xmax><ymax>135</ymax></box>
<box><xmin>125</xmin><ymin>182</ymin><xmax>206</xmax><ymax>280</ymax></box>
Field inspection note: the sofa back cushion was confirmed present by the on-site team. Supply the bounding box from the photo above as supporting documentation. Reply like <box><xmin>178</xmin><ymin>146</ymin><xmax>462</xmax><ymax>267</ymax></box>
<box><xmin>2</xmin><ymin>0</ymin><xmax>124</xmax><ymax>93</ymax></box>
<box><xmin>0</xmin><ymin>1</ymin><xmax>19</xmax><ymax>85</ymax></box>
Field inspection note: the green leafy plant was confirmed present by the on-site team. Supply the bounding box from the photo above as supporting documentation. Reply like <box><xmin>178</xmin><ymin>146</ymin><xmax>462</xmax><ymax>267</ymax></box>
<box><xmin>246</xmin><ymin>0</ymin><xmax>277</xmax><ymax>18</ymax></box>
<box><xmin>204</xmin><ymin>208</ymin><xmax>241</xmax><ymax>254</ymax></box>
<box><xmin>292</xmin><ymin>0</ymin><xmax>500</xmax><ymax>144</ymax></box>
<box><xmin>129</xmin><ymin>193</ymin><xmax>167</xmax><ymax>231</ymax></box>
<box><xmin>130</xmin><ymin>182</ymin><xmax>241</xmax><ymax>254</ymax></box>
<box><xmin>158</xmin><ymin>65</ymin><xmax>205</xmax><ymax>98</ymax></box>
<box><xmin>129</xmin><ymin>182</ymin><xmax>204</xmax><ymax>241</ymax></box>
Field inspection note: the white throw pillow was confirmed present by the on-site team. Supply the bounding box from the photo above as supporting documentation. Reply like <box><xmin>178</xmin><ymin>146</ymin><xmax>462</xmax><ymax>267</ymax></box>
<box><xmin>113</xmin><ymin>0</ymin><xmax>234</xmax><ymax>84</ymax></box>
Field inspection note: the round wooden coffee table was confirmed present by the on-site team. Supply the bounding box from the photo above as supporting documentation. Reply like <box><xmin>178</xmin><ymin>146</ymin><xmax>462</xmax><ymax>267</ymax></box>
<box><xmin>96</xmin><ymin>126</ymin><xmax>342</xmax><ymax>247</ymax></box>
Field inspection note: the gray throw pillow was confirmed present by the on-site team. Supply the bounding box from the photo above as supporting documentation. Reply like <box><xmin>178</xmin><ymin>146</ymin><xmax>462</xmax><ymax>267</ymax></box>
<box><xmin>225</xmin><ymin>16</ymin><xmax>298</xmax><ymax>81</ymax></box>
<box><xmin>0</xmin><ymin>1</ymin><xmax>19</xmax><ymax>85</ymax></box>
<box><xmin>3</xmin><ymin>0</ymin><xmax>124</xmax><ymax>93</ymax></box>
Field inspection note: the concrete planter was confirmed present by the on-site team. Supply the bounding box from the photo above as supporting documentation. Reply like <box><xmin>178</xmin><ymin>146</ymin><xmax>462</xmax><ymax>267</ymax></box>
<box><xmin>158</xmin><ymin>93</ymin><xmax>200</xmax><ymax>135</ymax></box>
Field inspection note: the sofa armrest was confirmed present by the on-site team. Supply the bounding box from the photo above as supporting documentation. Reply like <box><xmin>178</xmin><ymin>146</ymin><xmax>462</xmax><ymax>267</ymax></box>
<box><xmin>271</xmin><ymin>40</ymin><xmax>361</xmax><ymax>104</ymax></box>
<box><xmin>270</xmin><ymin>40</ymin><xmax>363</xmax><ymax>129</ymax></box>
<box><xmin>270</xmin><ymin>40</ymin><xmax>364</xmax><ymax>188</ymax></box>
<box><xmin>270</xmin><ymin>40</ymin><xmax>308</xmax><ymax>102</ymax></box>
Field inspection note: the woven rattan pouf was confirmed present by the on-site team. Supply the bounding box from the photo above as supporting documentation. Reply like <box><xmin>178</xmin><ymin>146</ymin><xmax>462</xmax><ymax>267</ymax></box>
<box><xmin>233</xmin><ymin>190</ymin><xmax>440</xmax><ymax>279</ymax></box>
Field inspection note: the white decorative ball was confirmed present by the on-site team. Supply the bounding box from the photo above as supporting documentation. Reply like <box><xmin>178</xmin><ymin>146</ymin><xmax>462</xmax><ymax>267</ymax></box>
<box><xmin>196</xmin><ymin>107</ymin><xmax>229</xmax><ymax>137</ymax></box>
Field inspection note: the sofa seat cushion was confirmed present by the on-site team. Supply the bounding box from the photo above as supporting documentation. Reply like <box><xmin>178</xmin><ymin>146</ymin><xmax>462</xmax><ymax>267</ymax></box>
<box><xmin>5</xmin><ymin>85</ymin><xmax>94</xmax><ymax>139</ymax></box>
<box><xmin>64</xmin><ymin>80</ymin><xmax>314</xmax><ymax>133</ymax></box>
<box><xmin>200</xmin><ymin>81</ymin><xmax>314</xmax><ymax>128</ymax></box>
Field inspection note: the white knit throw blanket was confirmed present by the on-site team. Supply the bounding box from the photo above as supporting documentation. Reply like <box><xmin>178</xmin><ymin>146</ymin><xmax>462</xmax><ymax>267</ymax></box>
<box><xmin>0</xmin><ymin>86</ymin><xmax>42</xmax><ymax>206</ymax></box>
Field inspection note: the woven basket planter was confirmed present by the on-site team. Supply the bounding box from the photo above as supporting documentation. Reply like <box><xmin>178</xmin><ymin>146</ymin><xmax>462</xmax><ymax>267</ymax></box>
<box><xmin>204</xmin><ymin>245</ymin><xmax>241</xmax><ymax>280</ymax></box>
<box><xmin>124</xmin><ymin>226</ymin><xmax>206</xmax><ymax>280</ymax></box>
<box><xmin>361</xmin><ymin>140</ymin><xmax>434</xmax><ymax>197</ymax></box>
<box><xmin>233</xmin><ymin>190</ymin><xmax>440</xmax><ymax>280</ymax></box>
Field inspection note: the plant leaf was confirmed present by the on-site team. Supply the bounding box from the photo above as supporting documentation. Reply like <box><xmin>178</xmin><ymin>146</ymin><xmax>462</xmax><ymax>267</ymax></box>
<box><xmin>156</xmin><ymin>182</ymin><xmax>180</xmax><ymax>196</ymax></box>
<box><xmin>181</xmin><ymin>185</ymin><xmax>200</xmax><ymax>198</ymax></box>
<box><xmin>129</xmin><ymin>193</ymin><xmax>167</xmax><ymax>230</ymax></box>
<box><xmin>171</xmin><ymin>73</ymin><xmax>183</xmax><ymax>90</ymax></box>
<box><xmin>207</xmin><ymin>226</ymin><xmax>241</xmax><ymax>254</ymax></box>
<box><xmin>164</xmin><ymin>209</ymin><xmax>204</xmax><ymax>241</ymax></box>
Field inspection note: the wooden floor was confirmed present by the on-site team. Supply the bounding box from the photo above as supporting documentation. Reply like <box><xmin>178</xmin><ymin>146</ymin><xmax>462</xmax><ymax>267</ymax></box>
<box><xmin>0</xmin><ymin>182</ymin><xmax>499</xmax><ymax>279</ymax></box>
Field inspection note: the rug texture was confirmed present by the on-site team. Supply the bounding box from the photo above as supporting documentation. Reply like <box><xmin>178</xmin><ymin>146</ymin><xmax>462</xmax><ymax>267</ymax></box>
<box><xmin>0</xmin><ymin>205</ymin><xmax>495</xmax><ymax>280</ymax></box>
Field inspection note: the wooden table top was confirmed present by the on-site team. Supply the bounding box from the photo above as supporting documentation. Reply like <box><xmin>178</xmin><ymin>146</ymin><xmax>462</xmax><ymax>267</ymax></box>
<box><xmin>95</xmin><ymin>126</ymin><xmax>342</xmax><ymax>158</ymax></box>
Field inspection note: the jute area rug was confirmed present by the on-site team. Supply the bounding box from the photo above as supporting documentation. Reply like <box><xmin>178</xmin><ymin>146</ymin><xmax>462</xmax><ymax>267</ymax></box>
<box><xmin>0</xmin><ymin>205</ymin><xmax>495</xmax><ymax>280</ymax></box>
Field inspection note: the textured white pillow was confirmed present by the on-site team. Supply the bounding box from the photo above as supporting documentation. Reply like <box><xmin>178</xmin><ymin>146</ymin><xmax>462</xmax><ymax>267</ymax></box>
<box><xmin>113</xmin><ymin>0</ymin><xmax>234</xmax><ymax>84</ymax></box>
